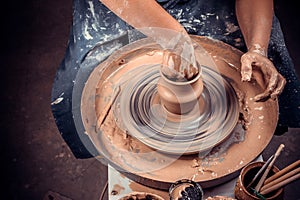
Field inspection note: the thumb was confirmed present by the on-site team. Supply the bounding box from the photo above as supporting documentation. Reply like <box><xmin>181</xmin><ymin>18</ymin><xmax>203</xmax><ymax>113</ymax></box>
<box><xmin>240</xmin><ymin>55</ymin><xmax>253</xmax><ymax>81</ymax></box>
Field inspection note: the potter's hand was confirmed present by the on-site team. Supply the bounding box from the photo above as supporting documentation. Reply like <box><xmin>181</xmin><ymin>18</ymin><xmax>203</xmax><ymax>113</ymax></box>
<box><xmin>240</xmin><ymin>51</ymin><xmax>286</xmax><ymax>101</ymax></box>
<box><xmin>99</xmin><ymin>0</ymin><xmax>198</xmax><ymax>80</ymax></box>
<box><xmin>161</xmin><ymin>50</ymin><xmax>198</xmax><ymax>82</ymax></box>
<box><xmin>159</xmin><ymin>32</ymin><xmax>198</xmax><ymax>81</ymax></box>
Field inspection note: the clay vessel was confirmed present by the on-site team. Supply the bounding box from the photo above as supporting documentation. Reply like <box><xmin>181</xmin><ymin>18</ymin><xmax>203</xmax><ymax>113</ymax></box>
<box><xmin>234</xmin><ymin>161</ymin><xmax>284</xmax><ymax>200</ymax></box>
<box><xmin>157</xmin><ymin>68</ymin><xmax>203</xmax><ymax>115</ymax></box>
<box><xmin>118</xmin><ymin>192</ymin><xmax>164</xmax><ymax>200</ymax></box>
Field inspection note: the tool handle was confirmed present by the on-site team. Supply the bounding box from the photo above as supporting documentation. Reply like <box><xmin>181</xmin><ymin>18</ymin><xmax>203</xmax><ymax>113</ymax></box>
<box><xmin>260</xmin><ymin>173</ymin><xmax>300</xmax><ymax>195</ymax></box>
<box><xmin>246</xmin><ymin>155</ymin><xmax>274</xmax><ymax>189</ymax></box>
<box><xmin>264</xmin><ymin>159</ymin><xmax>300</xmax><ymax>185</ymax></box>
<box><xmin>254</xmin><ymin>144</ymin><xmax>284</xmax><ymax>191</ymax></box>
<box><xmin>260</xmin><ymin>167</ymin><xmax>300</xmax><ymax>192</ymax></box>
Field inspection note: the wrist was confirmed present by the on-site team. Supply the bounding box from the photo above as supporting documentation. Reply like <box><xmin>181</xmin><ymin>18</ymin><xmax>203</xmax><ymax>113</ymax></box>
<box><xmin>248</xmin><ymin>44</ymin><xmax>267</xmax><ymax>57</ymax></box>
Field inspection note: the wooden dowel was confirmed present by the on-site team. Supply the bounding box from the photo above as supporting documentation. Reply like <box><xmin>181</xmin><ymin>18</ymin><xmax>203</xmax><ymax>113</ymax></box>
<box><xmin>254</xmin><ymin>144</ymin><xmax>285</xmax><ymax>192</ymax></box>
<box><xmin>260</xmin><ymin>167</ymin><xmax>300</xmax><ymax>192</ymax></box>
<box><xmin>246</xmin><ymin>155</ymin><xmax>274</xmax><ymax>189</ymax></box>
<box><xmin>96</xmin><ymin>86</ymin><xmax>121</xmax><ymax>131</ymax></box>
<box><xmin>264</xmin><ymin>160</ymin><xmax>300</xmax><ymax>185</ymax></box>
<box><xmin>260</xmin><ymin>173</ymin><xmax>300</xmax><ymax>195</ymax></box>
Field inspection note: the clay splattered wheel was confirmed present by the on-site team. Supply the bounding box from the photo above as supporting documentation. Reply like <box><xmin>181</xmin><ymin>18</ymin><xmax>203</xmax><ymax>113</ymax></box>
<box><xmin>80</xmin><ymin>35</ymin><xmax>278</xmax><ymax>189</ymax></box>
<box><xmin>116</xmin><ymin>64</ymin><xmax>239</xmax><ymax>155</ymax></box>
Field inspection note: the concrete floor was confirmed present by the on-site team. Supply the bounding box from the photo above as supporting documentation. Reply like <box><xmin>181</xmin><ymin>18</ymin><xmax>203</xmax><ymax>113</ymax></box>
<box><xmin>1</xmin><ymin>0</ymin><xmax>299</xmax><ymax>199</ymax></box>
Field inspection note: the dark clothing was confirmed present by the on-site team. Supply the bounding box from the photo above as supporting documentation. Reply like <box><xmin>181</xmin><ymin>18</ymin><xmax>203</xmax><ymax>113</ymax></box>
<box><xmin>51</xmin><ymin>0</ymin><xmax>300</xmax><ymax>158</ymax></box>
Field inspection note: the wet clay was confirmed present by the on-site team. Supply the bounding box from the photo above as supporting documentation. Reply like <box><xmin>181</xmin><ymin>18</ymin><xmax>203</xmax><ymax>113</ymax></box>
<box><xmin>80</xmin><ymin>36</ymin><xmax>278</xmax><ymax>190</ymax></box>
<box><xmin>161</xmin><ymin>50</ymin><xmax>199</xmax><ymax>81</ymax></box>
<box><xmin>157</xmin><ymin>67</ymin><xmax>203</xmax><ymax>114</ymax></box>
<box><xmin>110</xmin><ymin>46</ymin><xmax>239</xmax><ymax>155</ymax></box>
<box><xmin>118</xmin><ymin>192</ymin><xmax>164</xmax><ymax>200</ymax></box>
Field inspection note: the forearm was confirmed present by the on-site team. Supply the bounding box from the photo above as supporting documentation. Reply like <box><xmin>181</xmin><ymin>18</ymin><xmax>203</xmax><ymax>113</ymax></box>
<box><xmin>236</xmin><ymin>0</ymin><xmax>274</xmax><ymax>56</ymax></box>
<box><xmin>99</xmin><ymin>0</ymin><xmax>187</xmax><ymax>34</ymax></box>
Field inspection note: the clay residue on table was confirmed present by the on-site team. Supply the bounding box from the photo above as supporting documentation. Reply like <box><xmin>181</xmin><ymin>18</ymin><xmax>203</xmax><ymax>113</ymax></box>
<box><xmin>111</xmin><ymin>184</ymin><xmax>125</xmax><ymax>195</ymax></box>
<box><xmin>118</xmin><ymin>192</ymin><xmax>164</xmax><ymax>200</ymax></box>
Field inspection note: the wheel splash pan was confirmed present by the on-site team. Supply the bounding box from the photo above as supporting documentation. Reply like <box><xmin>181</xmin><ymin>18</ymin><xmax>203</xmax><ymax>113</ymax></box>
<box><xmin>80</xmin><ymin>35</ymin><xmax>278</xmax><ymax>190</ymax></box>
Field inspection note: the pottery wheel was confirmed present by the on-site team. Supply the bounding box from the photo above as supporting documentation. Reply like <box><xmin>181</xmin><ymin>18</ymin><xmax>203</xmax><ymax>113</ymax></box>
<box><xmin>80</xmin><ymin>35</ymin><xmax>278</xmax><ymax>189</ymax></box>
<box><xmin>116</xmin><ymin>63</ymin><xmax>239</xmax><ymax>155</ymax></box>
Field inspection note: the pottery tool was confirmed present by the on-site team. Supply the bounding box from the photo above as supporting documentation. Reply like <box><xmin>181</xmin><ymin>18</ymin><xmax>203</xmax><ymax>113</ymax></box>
<box><xmin>260</xmin><ymin>170</ymin><xmax>300</xmax><ymax>195</ymax></box>
<box><xmin>260</xmin><ymin>167</ymin><xmax>300</xmax><ymax>194</ymax></box>
<box><xmin>264</xmin><ymin>159</ymin><xmax>300</xmax><ymax>185</ymax></box>
<box><xmin>96</xmin><ymin>86</ymin><xmax>120</xmax><ymax>131</ymax></box>
<box><xmin>254</xmin><ymin>144</ymin><xmax>285</xmax><ymax>192</ymax></box>
<box><xmin>246</xmin><ymin>154</ymin><xmax>274</xmax><ymax>189</ymax></box>
<box><xmin>259</xmin><ymin>159</ymin><xmax>300</xmax><ymax>195</ymax></box>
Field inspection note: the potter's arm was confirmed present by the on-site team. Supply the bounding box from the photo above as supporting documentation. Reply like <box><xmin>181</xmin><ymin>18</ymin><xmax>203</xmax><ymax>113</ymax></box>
<box><xmin>99</xmin><ymin>0</ymin><xmax>187</xmax><ymax>35</ymax></box>
<box><xmin>99</xmin><ymin>0</ymin><xmax>198</xmax><ymax>79</ymax></box>
<box><xmin>236</xmin><ymin>0</ymin><xmax>273</xmax><ymax>56</ymax></box>
<box><xmin>236</xmin><ymin>0</ymin><xmax>286</xmax><ymax>101</ymax></box>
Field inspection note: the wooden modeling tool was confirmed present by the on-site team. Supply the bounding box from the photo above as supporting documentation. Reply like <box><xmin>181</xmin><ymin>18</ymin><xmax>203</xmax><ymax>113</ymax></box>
<box><xmin>260</xmin><ymin>159</ymin><xmax>300</xmax><ymax>195</ymax></box>
<box><xmin>264</xmin><ymin>159</ymin><xmax>300</xmax><ymax>185</ymax></box>
<box><xmin>254</xmin><ymin>144</ymin><xmax>285</xmax><ymax>192</ymax></box>
<box><xmin>246</xmin><ymin>155</ymin><xmax>274</xmax><ymax>189</ymax></box>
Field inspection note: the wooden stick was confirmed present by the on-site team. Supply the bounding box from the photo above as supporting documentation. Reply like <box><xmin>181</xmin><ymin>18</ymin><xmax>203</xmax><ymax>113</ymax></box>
<box><xmin>96</xmin><ymin>86</ymin><xmax>121</xmax><ymax>132</ymax></box>
<box><xmin>264</xmin><ymin>159</ymin><xmax>300</xmax><ymax>185</ymax></box>
<box><xmin>260</xmin><ymin>173</ymin><xmax>300</xmax><ymax>195</ymax></box>
<box><xmin>254</xmin><ymin>144</ymin><xmax>285</xmax><ymax>192</ymax></box>
<box><xmin>246</xmin><ymin>155</ymin><xmax>274</xmax><ymax>189</ymax></box>
<box><xmin>260</xmin><ymin>167</ymin><xmax>300</xmax><ymax>192</ymax></box>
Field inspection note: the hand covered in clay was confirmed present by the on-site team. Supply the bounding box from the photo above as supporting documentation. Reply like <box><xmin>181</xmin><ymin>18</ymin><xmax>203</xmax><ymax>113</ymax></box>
<box><xmin>240</xmin><ymin>51</ymin><xmax>286</xmax><ymax>101</ymax></box>
<box><xmin>161</xmin><ymin>50</ymin><xmax>198</xmax><ymax>82</ymax></box>
<box><xmin>159</xmin><ymin>32</ymin><xmax>199</xmax><ymax>81</ymax></box>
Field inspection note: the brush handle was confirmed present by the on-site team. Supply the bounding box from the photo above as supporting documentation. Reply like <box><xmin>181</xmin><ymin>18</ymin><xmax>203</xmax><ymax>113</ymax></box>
<box><xmin>246</xmin><ymin>155</ymin><xmax>274</xmax><ymax>189</ymax></box>
<box><xmin>260</xmin><ymin>167</ymin><xmax>300</xmax><ymax>192</ymax></box>
<box><xmin>260</xmin><ymin>173</ymin><xmax>300</xmax><ymax>195</ymax></box>
<box><xmin>264</xmin><ymin>160</ymin><xmax>300</xmax><ymax>185</ymax></box>
<box><xmin>254</xmin><ymin>144</ymin><xmax>284</xmax><ymax>191</ymax></box>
